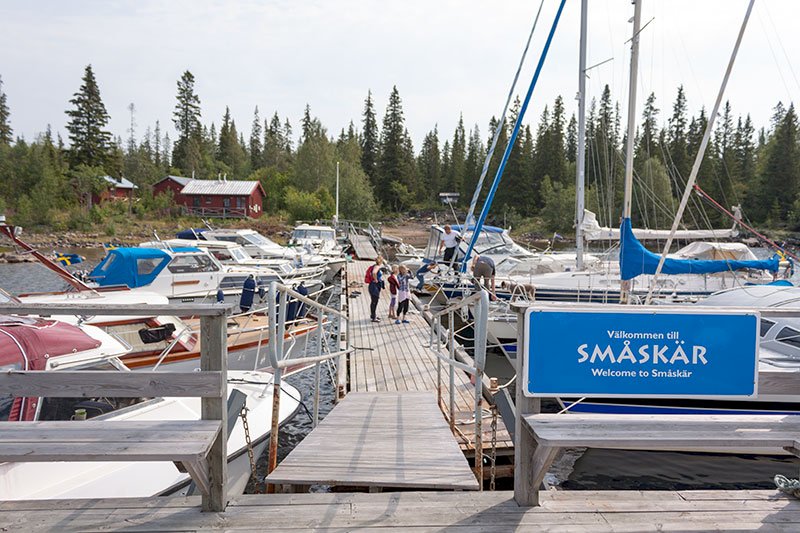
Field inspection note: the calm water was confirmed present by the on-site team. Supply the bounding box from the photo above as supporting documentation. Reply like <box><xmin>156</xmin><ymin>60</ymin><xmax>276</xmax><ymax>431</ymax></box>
<box><xmin>2</xmin><ymin>260</ymin><xmax>798</xmax><ymax>492</ymax></box>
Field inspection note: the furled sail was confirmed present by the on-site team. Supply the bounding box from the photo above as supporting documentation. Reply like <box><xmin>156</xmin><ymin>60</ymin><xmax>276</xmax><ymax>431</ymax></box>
<box><xmin>619</xmin><ymin>218</ymin><xmax>779</xmax><ymax>281</ymax></box>
<box><xmin>581</xmin><ymin>210</ymin><xmax>739</xmax><ymax>241</ymax></box>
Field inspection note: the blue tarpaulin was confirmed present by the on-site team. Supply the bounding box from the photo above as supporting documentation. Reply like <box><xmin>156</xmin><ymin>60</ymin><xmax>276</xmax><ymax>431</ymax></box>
<box><xmin>89</xmin><ymin>248</ymin><xmax>171</xmax><ymax>288</ymax></box>
<box><xmin>619</xmin><ymin>217</ymin><xmax>780</xmax><ymax>281</ymax></box>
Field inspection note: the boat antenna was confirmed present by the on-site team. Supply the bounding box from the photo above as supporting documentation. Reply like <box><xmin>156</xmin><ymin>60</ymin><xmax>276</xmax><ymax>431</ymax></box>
<box><xmin>644</xmin><ymin>0</ymin><xmax>756</xmax><ymax>305</ymax></box>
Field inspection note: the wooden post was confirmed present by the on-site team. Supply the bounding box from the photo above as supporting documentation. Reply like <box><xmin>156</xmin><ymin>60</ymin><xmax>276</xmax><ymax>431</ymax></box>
<box><xmin>513</xmin><ymin>305</ymin><xmax>541</xmax><ymax>507</ymax></box>
<box><xmin>201</xmin><ymin>314</ymin><xmax>228</xmax><ymax>512</ymax></box>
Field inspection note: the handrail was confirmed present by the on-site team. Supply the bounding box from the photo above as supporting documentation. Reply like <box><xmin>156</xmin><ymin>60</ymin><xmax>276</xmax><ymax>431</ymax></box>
<box><xmin>427</xmin><ymin>289</ymin><xmax>489</xmax><ymax>488</ymax></box>
<box><xmin>430</xmin><ymin>291</ymin><xmax>485</xmax><ymax>319</ymax></box>
<box><xmin>265</xmin><ymin>280</ymin><xmax>350</xmax><ymax>490</ymax></box>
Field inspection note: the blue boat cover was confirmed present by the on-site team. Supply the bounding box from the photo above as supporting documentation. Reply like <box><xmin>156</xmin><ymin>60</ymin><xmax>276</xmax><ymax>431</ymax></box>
<box><xmin>89</xmin><ymin>247</ymin><xmax>171</xmax><ymax>288</ymax></box>
<box><xmin>450</xmin><ymin>224</ymin><xmax>504</xmax><ymax>234</ymax></box>
<box><xmin>175</xmin><ymin>228</ymin><xmax>207</xmax><ymax>240</ymax></box>
<box><xmin>619</xmin><ymin>217</ymin><xmax>780</xmax><ymax>281</ymax></box>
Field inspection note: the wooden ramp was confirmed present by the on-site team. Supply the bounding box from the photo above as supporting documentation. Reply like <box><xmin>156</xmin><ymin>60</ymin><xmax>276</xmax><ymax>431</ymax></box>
<box><xmin>265</xmin><ymin>391</ymin><xmax>479</xmax><ymax>491</ymax></box>
<box><xmin>345</xmin><ymin>260</ymin><xmax>513</xmax><ymax>454</ymax></box>
<box><xmin>349</xmin><ymin>233</ymin><xmax>378</xmax><ymax>260</ymax></box>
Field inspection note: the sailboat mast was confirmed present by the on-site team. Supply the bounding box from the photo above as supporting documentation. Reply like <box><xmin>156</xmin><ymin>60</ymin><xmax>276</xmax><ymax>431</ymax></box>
<box><xmin>622</xmin><ymin>0</ymin><xmax>642</xmax><ymax>221</ymax></box>
<box><xmin>620</xmin><ymin>0</ymin><xmax>642</xmax><ymax>303</ymax></box>
<box><xmin>575</xmin><ymin>0</ymin><xmax>588</xmax><ymax>270</ymax></box>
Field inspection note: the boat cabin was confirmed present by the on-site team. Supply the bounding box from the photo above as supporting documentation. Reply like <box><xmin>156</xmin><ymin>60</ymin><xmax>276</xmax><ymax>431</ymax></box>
<box><xmin>422</xmin><ymin>224</ymin><xmax>533</xmax><ymax>265</ymax></box>
<box><xmin>88</xmin><ymin>247</ymin><xmax>283</xmax><ymax>300</ymax></box>
<box><xmin>289</xmin><ymin>224</ymin><xmax>341</xmax><ymax>257</ymax></box>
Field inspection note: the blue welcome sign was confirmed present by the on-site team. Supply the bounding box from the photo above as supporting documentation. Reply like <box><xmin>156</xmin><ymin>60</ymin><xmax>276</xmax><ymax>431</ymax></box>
<box><xmin>523</xmin><ymin>307</ymin><xmax>759</xmax><ymax>398</ymax></box>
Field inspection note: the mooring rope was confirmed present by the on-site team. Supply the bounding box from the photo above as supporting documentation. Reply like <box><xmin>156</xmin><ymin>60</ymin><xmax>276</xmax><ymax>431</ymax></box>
<box><xmin>774</xmin><ymin>475</ymin><xmax>800</xmax><ymax>498</ymax></box>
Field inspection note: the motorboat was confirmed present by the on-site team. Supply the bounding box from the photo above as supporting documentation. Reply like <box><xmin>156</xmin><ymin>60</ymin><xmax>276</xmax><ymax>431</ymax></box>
<box><xmin>86</xmin><ymin>246</ymin><xmax>323</xmax><ymax>305</ymax></box>
<box><xmin>178</xmin><ymin>227</ymin><xmax>345</xmax><ymax>281</ymax></box>
<box><xmin>141</xmin><ymin>238</ymin><xmax>329</xmax><ymax>286</ymax></box>
<box><xmin>289</xmin><ymin>224</ymin><xmax>343</xmax><ymax>258</ymax></box>
<box><xmin>0</xmin><ymin>314</ymin><xmax>301</xmax><ymax>499</ymax></box>
<box><xmin>402</xmin><ymin>224</ymin><xmax>600</xmax><ymax>297</ymax></box>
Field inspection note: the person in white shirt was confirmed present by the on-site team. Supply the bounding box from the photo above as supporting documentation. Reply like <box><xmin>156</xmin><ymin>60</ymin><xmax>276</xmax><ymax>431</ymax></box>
<box><xmin>438</xmin><ymin>225</ymin><xmax>461</xmax><ymax>267</ymax></box>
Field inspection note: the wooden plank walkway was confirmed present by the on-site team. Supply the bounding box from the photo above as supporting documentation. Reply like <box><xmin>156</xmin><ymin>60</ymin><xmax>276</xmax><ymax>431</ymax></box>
<box><xmin>265</xmin><ymin>391</ymin><xmax>479</xmax><ymax>491</ymax></box>
<box><xmin>349</xmin><ymin>234</ymin><xmax>378</xmax><ymax>260</ymax></box>
<box><xmin>345</xmin><ymin>260</ymin><xmax>513</xmax><ymax>453</ymax></box>
<box><xmin>3</xmin><ymin>490</ymin><xmax>799</xmax><ymax>531</ymax></box>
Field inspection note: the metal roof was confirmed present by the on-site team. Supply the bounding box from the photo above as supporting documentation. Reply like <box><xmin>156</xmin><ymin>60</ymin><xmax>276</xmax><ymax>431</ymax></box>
<box><xmin>166</xmin><ymin>175</ymin><xmax>192</xmax><ymax>186</ymax></box>
<box><xmin>180</xmin><ymin>179</ymin><xmax>260</xmax><ymax>196</ymax></box>
<box><xmin>101</xmin><ymin>175</ymin><xmax>138</xmax><ymax>189</ymax></box>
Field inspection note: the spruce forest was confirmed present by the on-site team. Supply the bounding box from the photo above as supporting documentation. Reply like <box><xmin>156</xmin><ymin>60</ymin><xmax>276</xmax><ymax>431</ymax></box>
<box><xmin>0</xmin><ymin>65</ymin><xmax>798</xmax><ymax>237</ymax></box>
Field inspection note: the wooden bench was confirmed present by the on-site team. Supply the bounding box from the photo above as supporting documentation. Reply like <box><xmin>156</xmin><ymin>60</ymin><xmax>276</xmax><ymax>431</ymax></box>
<box><xmin>0</xmin><ymin>420</ymin><xmax>222</xmax><ymax>496</ymax></box>
<box><xmin>0</xmin><ymin>303</ymin><xmax>233</xmax><ymax>511</ymax></box>
<box><xmin>518</xmin><ymin>413</ymin><xmax>800</xmax><ymax>505</ymax></box>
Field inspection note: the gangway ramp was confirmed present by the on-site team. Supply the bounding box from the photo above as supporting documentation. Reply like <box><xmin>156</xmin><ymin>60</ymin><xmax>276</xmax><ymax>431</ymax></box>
<box><xmin>349</xmin><ymin>232</ymin><xmax>378</xmax><ymax>260</ymax></box>
<box><xmin>265</xmin><ymin>391</ymin><xmax>479</xmax><ymax>491</ymax></box>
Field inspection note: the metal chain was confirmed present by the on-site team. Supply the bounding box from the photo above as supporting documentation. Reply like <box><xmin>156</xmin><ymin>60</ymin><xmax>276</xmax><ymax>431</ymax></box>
<box><xmin>240</xmin><ymin>402</ymin><xmax>258</xmax><ymax>491</ymax></box>
<box><xmin>490</xmin><ymin>404</ymin><xmax>497</xmax><ymax>491</ymax></box>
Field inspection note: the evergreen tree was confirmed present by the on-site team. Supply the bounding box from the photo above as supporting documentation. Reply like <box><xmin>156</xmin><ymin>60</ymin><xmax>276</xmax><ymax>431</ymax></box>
<box><xmin>635</xmin><ymin>92</ymin><xmax>659</xmax><ymax>165</ymax></box>
<box><xmin>463</xmin><ymin>125</ymin><xmax>485</xmax><ymax>203</ymax></box>
<box><xmin>301</xmin><ymin>104</ymin><xmax>313</xmax><ymax>141</ymax></box>
<box><xmin>445</xmin><ymin>114</ymin><xmax>466</xmax><ymax>195</ymax></box>
<box><xmin>218</xmin><ymin>107</ymin><xmax>247</xmax><ymax>176</ymax></box>
<box><xmin>378</xmin><ymin>86</ymin><xmax>412</xmax><ymax>208</ymax></box>
<box><xmin>0</xmin><ymin>75</ymin><xmax>12</xmax><ymax>145</ymax></box>
<box><xmin>250</xmin><ymin>106</ymin><xmax>262</xmax><ymax>169</ymax></box>
<box><xmin>416</xmin><ymin>127</ymin><xmax>441</xmax><ymax>201</ymax></box>
<box><xmin>65</xmin><ymin>65</ymin><xmax>112</xmax><ymax>168</ymax></box>
<box><xmin>752</xmin><ymin>104</ymin><xmax>799</xmax><ymax>223</ymax></box>
<box><xmin>171</xmin><ymin>70</ymin><xmax>202</xmax><ymax>174</ymax></box>
<box><xmin>666</xmin><ymin>85</ymin><xmax>689</xmax><ymax>196</ymax></box>
<box><xmin>360</xmin><ymin>90</ymin><xmax>379</xmax><ymax>185</ymax></box>
<box><xmin>565</xmin><ymin>114</ymin><xmax>577</xmax><ymax>164</ymax></box>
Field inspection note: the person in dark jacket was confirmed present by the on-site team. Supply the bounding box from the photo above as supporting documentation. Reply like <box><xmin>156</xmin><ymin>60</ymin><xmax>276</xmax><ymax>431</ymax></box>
<box><xmin>367</xmin><ymin>256</ymin><xmax>385</xmax><ymax>323</ymax></box>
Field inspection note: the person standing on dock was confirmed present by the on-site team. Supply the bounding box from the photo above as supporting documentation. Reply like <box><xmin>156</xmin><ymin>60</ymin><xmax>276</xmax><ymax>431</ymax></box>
<box><xmin>387</xmin><ymin>265</ymin><xmax>399</xmax><ymax>320</ymax></box>
<box><xmin>366</xmin><ymin>256</ymin><xmax>385</xmax><ymax>323</ymax></box>
<box><xmin>438</xmin><ymin>225</ymin><xmax>461</xmax><ymax>268</ymax></box>
<box><xmin>396</xmin><ymin>265</ymin><xmax>413</xmax><ymax>324</ymax></box>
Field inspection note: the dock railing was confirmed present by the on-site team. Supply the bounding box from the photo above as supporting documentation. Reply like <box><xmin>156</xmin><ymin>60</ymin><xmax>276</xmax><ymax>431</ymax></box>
<box><xmin>0</xmin><ymin>302</ymin><xmax>232</xmax><ymax>512</ymax></box>
<box><xmin>428</xmin><ymin>289</ymin><xmax>489</xmax><ymax>486</ymax></box>
<box><xmin>264</xmin><ymin>282</ymin><xmax>352</xmax><ymax>490</ymax></box>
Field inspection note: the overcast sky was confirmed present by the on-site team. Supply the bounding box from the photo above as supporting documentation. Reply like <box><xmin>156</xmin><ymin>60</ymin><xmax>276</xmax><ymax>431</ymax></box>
<box><xmin>2</xmin><ymin>0</ymin><xmax>799</xmax><ymax>149</ymax></box>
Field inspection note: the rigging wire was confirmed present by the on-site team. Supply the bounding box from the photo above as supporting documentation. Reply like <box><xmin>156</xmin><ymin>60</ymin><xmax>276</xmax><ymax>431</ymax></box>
<box><xmin>463</xmin><ymin>0</ymin><xmax>546</xmax><ymax>227</ymax></box>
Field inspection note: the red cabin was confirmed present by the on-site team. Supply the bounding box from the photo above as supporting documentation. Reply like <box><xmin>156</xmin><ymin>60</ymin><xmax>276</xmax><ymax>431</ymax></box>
<box><xmin>92</xmin><ymin>175</ymin><xmax>138</xmax><ymax>205</ymax></box>
<box><xmin>176</xmin><ymin>179</ymin><xmax>265</xmax><ymax>219</ymax></box>
<box><xmin>152</xmin><ymin>175</ymin><xmax>191</xmax><ymax>204</ymax></box>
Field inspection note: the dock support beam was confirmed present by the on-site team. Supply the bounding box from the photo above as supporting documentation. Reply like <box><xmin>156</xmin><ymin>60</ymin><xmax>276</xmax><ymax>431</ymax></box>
<box><xmin>513</xmin><ymin>307</ymin><xmax>541</xmax><ymax>507</ymax></box>
<box><xmin>200</xmin><ymin>314</ymin><xmax>228</xmax><ymax>512</ymax></box>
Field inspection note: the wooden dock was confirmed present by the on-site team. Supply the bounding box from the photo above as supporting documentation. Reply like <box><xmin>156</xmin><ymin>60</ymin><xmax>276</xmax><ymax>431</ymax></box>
<box><xmin>345</xmin><ymin>260</ymin><xmax>513</xmax><ymax>454</ymax></box>
<box><xmin>3</xmin><ymin>490</ymin><xmax>799</xmax><ymax>531</ymax></box>
<box><xmin>349</xmin><ymin>233</ymin><xmax>378</xmax><ymax>260</ymax></box>
<box><xmin>266</xmin><ymin>391</ymin><xmax>479</xmax><ymax>491</ymax></box>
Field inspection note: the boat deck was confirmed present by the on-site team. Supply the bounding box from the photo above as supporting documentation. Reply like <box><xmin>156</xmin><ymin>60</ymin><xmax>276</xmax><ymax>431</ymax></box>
<box><xmin>266</xmin><ymin>391</ymin><xmax>479</xmax><ymax>491</ymax></box>
<box><xmin>345</xmin><ymin>260</ymin><xmax>513</xmax><ymax>454</ymax></box>
<box><xmin>3</xmin><ymin>490</ymin><xmax>798</xmax><ymax>531</ymax></box>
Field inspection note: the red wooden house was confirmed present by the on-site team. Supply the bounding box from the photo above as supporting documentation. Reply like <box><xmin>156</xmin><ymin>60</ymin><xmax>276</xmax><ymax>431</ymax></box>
<box><xmin>177</xmin><ymin>179</ymin><xmax>266</xmax><ymax>219</ymax></box>
<box><xmin>152</xmin><ymin>175</ymin><xmax>192</xmax><ymax>203</ymax></box>
<box><xmin>92</xmin><ymin>175</ymin><xmax>138</xmax><ymax>205</ymax></box>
